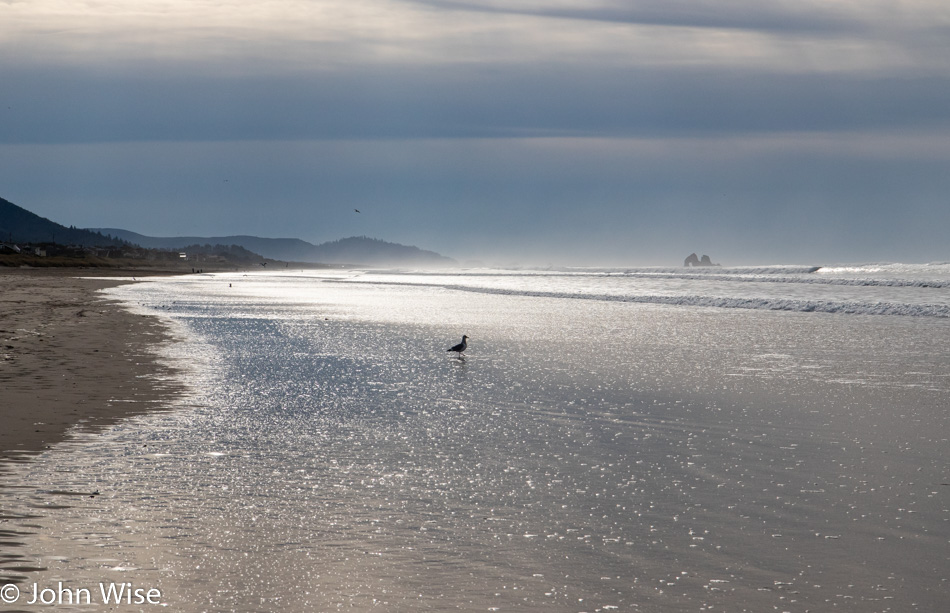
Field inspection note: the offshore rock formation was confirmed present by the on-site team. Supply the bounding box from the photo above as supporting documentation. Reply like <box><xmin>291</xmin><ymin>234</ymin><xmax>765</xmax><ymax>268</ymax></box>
<box><xmin>684</xmin><ymin>253</ymin><xmax>719</xmax><ymax>267</ymax></box>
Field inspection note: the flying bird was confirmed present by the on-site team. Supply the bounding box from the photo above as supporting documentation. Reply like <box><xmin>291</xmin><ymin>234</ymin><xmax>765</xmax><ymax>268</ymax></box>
<box><xmin>354</xmin><ymin>208</ymin><xmax>361</xmax><ymax>213</ymax></box>
<box><xmin>447</xmin><ymin>335</ymin><xmax>468</xmax><ymax>358</ymax></box>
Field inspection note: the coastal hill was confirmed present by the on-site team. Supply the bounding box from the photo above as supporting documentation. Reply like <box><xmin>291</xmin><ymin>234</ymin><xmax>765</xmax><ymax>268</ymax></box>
<box><xmin>2</xmin><ymin>195</ymin><xmax>269</xmax><ymax>269</ymax></box>
<box><xmin>95</xmin><ymin>228</ymin><xmax>456</xmax><ymax>267</ymax></box>
<box><xmin>1</xmin><ymin>195</ymin><xmax>455</xmax><ymax>267</ymax></box>
<box><xmin>1</xmin><ymin>196</ymin><xmax>125</xmax><ymax>247</ymax></box>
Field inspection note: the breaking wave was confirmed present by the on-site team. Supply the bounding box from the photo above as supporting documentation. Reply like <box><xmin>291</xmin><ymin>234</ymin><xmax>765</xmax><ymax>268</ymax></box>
<box><xmin>342</xmin><ymin>262</ymin><xmax>950</xmax><ymax>318</ymax></box>
<box><xmin>437</xmin><ymin>286</ymin><xmax>950</xmax><ymax>318</ymax></box>
<box><xmin>610</xmin><ymin>271</ymin><xmax>950</xmax><ymax>289</ymax></box>
<box><xmin>393</xmin><ymin>264</ymin><xmax>950</xmax><ymax>289</ymax></box>
<box><xmin>339</xmin><ymin>278</ymin><xmax>950</xmax><ymax>318</ymax></box>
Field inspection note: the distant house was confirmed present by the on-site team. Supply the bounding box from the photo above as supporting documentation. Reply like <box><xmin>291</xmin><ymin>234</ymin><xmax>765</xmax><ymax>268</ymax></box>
<box><xmin>33</xmin><ymin>247</ymin><xmax>47</xmax><ymax>257</ymax></box>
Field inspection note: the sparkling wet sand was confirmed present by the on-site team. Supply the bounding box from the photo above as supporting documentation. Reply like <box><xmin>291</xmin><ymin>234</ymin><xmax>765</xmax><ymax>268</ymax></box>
<box><xmin>0</xmin><ymin>269</ymin><xmax>183</xmax><ymax>463</ymax></box>
<box><xmin>2</xmin><ymin>269</ymin><xmax>948</xmax><ymax>611</ymax></box>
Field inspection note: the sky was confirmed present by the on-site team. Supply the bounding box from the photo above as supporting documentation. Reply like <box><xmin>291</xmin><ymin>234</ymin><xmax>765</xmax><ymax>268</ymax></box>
<box><xmin>2</xmin><ymin>0</ymin><xmax>950</xmax><ymax>266</ymax></box>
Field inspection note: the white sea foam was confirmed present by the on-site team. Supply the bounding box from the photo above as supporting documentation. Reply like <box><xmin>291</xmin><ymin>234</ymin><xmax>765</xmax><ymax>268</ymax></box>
<box><xmin>376</xmin><ymin>262</ymin><xmax>950</xmax><ymax>288</ymax></box>
<box><xmin>340</xmin><ymin>262</ymin><xmax>950</xmax><ymax>317</ymax></box>
<box><xmin>608</xmin><ymin>272</ymin><xmax>950</xmax><ymax>289</ymax></box>
<box><xmin>437</xmin><ymin>286</ymin><xmax>950</xmax><ymax>317</ymax></box>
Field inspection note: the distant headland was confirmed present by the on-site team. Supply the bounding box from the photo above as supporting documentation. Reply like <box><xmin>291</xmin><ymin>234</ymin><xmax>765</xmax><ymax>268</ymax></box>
<box><xmin>93</xmin><ymin>228</ymin><xmax>456</xmax><ymax>268</ymax></box>
<box><xmin>1</xmin><ymin>195</ymin><xmax>456</xmax><ymax>268</ymax></box>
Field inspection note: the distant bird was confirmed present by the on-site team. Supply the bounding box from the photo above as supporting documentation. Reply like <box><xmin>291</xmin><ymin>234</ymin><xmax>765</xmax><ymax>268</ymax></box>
<box><xmin>354</xmin><ymin>208</ymin><xmax>361</xmax><ymax>213</ymax></box>
<box><xmin>447</xmin><ymin>335</ymin><xmax>468</xmax><ymax>358</ymax></box>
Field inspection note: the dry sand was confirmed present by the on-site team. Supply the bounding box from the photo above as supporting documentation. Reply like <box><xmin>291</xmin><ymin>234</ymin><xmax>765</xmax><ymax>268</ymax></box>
<box><xmin>0</xmin><ymin>268</ymin><xmax>184</xmax><ymax>465</ymax></box>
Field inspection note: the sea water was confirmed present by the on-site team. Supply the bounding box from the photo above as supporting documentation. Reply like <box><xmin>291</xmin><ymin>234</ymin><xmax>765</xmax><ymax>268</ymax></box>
<box><xmin>2</xmin><ymin>264</ymin><xmax>949</xmax><ymax>612</ymax></box>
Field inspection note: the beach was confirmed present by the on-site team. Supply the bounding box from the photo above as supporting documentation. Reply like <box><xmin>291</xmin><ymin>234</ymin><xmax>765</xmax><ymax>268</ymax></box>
<box><xmin>1</xmin><ymin>266</ymin><xmax>948</xmax><ymax>611</ymax></box>
<box><xmin>0</xmin><ymin>269</ymin><xmax>182</xmax><ymax>463</ymax></box>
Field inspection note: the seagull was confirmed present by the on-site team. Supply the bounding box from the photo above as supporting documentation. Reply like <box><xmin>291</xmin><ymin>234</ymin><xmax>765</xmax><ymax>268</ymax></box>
<box><xmin>447</xmin><ymin>335</ymin><xmax>468</xmax><ymax>358</ymax></box>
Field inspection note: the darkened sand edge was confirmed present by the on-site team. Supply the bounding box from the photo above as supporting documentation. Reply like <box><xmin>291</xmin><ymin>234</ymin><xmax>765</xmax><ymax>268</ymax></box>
<box><xmin>0</xmin><ymin>268</ymin><xmax>188</xmax><ymax>470</ymax></box>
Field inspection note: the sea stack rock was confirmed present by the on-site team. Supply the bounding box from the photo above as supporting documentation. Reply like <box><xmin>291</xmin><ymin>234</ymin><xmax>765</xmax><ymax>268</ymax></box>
<box><xmin>684</xmin><ymin>253</ymin><xmax>719</xmax><ymax>267</ymax></box>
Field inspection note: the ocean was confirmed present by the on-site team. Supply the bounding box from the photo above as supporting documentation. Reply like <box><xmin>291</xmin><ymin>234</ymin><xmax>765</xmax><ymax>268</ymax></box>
<box><xmin>3</xmin><ymin>264</ymin><xmax>949</xmax><ymax>611</ymax></box>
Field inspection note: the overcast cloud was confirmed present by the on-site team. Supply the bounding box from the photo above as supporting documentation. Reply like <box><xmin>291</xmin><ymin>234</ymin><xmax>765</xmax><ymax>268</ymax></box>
<box><xmin>2</xmin><ymin>0</ymin><xmax>949</xmax><ymax>265</ymax></box>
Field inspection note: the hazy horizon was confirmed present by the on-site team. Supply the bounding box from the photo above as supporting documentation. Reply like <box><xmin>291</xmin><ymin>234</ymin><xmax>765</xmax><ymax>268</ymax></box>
<box><xmin>2</xmin><ymin>1</ymin><xmax>949</xmax><ymax>266</ymax></box>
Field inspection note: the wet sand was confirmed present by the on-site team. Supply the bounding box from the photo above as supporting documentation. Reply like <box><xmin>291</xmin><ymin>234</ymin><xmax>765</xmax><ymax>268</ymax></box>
<box><xmin>2</xmin><ymin>271</ymin><xmax>948</xmax><ymax>611</ymax></box>
<box><xmin>0</xmin><ymin>269</ymin><xmax>184</xmax><ymax>465</ymax></box>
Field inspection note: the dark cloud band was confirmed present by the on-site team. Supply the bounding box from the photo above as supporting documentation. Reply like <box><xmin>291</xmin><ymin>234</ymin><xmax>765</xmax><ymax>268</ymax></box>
<box><xmin>404</xmin><ymin>0</ymin><xmax>865</xmax><ymax>35</ymax></box>
<box><xmin>3</xmin><ymin>64</ymin><xmax>949</xmax><ymax>145</ymax></box>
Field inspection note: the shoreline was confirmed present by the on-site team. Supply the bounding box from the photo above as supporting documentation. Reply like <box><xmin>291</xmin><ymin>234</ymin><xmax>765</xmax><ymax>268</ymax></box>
<box><xmin>0</xmin><ymin>268</ymin><xmax>186</xmax><ymax>468</ymax></box>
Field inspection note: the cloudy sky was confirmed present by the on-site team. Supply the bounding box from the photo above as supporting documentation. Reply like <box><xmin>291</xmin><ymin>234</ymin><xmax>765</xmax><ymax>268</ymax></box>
<box><xmin>2</xmin><ymin>0</ymin><xmax>949</xmax><ymax>265</ymax></box>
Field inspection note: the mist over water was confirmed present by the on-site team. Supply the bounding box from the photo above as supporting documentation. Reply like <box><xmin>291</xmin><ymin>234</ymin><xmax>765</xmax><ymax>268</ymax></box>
<box><xmin>3</xmin><ymin>265</ymin><xmax>949</xmax><ymax>611</ymax></box>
